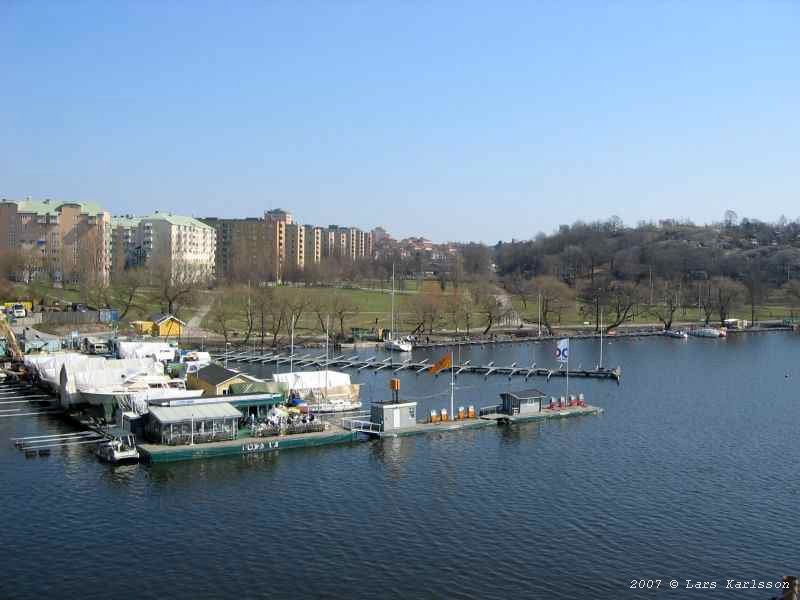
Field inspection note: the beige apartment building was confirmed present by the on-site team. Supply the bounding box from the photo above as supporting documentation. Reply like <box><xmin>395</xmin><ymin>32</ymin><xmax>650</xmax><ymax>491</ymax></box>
<box><xmin>0</xmin><ymin>198</ymin><xmax>111</xmax><ymax>284</ymax></box>
<box><xmin>111</xmin><ymin>212</ymin><xmax>216</xmax><ymax>282</ymax></box>
<box><xmin>303</xmin><ymin>225</ymin><xmax>322</xmax><ymax>265</ymax></box>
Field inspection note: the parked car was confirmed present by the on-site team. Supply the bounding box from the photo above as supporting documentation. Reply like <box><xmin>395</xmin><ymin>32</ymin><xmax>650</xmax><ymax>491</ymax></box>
<box><xmin>11</xmin><ymin>303</ymin><xmax>26</xmax><ymax>318</ymax></box>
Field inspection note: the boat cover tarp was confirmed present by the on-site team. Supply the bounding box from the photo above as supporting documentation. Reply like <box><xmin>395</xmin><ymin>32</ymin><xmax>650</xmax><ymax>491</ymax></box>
<box><xmin>272</xmin><ymin>370</ymin><xmax>351</xmax><ymax>391</ymax></box>
<box><xmin>59</xmin><ymin>357</ymin><xmax>165</xmax><ymax>407</ymax></box>
<box><xmin>24</xmin><ymin>353</ymin><xmax>105</xmax><ymax>390</ymax></box>
<box><xmin>116</xmin><ymin>341</ymin><xmax>176</xmax><ymax>361</ymax></box>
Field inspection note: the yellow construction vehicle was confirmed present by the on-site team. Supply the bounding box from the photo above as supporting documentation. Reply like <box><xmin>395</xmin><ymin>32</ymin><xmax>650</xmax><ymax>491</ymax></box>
<box><xmin>0</xmin><ymin>313</ymin><xmax>23</xmax><ymax>362</ymax></box>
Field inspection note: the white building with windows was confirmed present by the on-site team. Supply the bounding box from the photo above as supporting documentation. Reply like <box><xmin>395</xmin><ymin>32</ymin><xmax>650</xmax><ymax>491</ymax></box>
<box><xmin>112</xmin><ymin>212</ymin><xmax>216</xmax><ymax>281</ymax></box>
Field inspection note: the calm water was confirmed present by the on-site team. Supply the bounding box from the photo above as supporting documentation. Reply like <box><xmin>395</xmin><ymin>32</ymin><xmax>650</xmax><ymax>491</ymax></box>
<box><xmin>2</xmin><ymin>334</ymin><xmax>798</xmax><ymax>599</ymax></box>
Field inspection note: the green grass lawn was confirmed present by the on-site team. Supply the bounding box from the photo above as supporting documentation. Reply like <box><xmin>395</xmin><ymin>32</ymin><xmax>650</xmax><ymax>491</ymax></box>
<box><xmin>14</xmin><ymin>283</ymin><xmax>198</xmax><ymax>325</ymax></box>
<box><xmin>510</xmin><ymin>298</ymin><xmax>798</xmax><ymax>327</ymax></box>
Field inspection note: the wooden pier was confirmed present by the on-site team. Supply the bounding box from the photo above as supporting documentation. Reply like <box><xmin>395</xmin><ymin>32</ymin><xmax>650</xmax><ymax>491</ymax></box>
<box><xmin>212</xmin><ymin>350</ymin><xmax>621</xmax><ymax>382</ymax></box>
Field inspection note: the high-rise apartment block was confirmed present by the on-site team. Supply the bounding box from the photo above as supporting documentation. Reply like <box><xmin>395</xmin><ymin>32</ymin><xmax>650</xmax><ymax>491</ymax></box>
<box><xmin>0</xmin><ymin>198</ymin><xmax>111</xmax><ymax>284</ymax></box>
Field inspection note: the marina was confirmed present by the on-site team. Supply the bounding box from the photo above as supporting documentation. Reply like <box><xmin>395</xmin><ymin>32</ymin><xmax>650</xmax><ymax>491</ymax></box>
<box><xmin>2</xmin><ymin>330</ymin><xmax>797</xmax><ymax>600</ymax></box>
<box><xmin>211</xmin><ymin>349</ymin><xmax>622</xmax><ymax>381</ymax></box>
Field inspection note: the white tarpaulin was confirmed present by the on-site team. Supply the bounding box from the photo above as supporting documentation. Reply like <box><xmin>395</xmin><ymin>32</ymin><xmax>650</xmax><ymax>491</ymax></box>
<box><xmin>116</xmin><ymin>341</ymin><xmax>176</xmax><ymax>362</ymax></box>
<box><xmin>272</xmin><ymin>370</ymin><xmax>351</xmax><ymax>391</ymax></box>
<box><xmin>24</xmin><ymin>353</ymin><xmax>106</xmax><ymax>392</ymax></box>
<box><xmin>59</xmin><ymin>357</ymin><xmax>164</xmax><ymax>407</ymax></box>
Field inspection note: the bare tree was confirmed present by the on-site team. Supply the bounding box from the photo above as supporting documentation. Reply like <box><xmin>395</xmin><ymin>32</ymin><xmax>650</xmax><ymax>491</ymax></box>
<box><xmin>148</xmin><ymin>259</ymin><xmax>203</xmax><ymax>318</ymax></box>
<box><xmin>531</xmin><ymin>276</ymin><xmax>573</xmax><ymax>335</ymax></box>
<box><xmin>604</xmin><ymin>281</ymin><xmax>642</xmax><ymax>332</ymax></box>
<box><xmin>458</xmin><ymin>288</ymin><xmax>476</xmax><ymax>335</ymax></box>
<box><xmin>650</xmin><ymin>278</ymin><xmax>681</xmax><ymax>330</ymax></box>
<box><xmin>713</xmin><ymin>277</ymin><xmax>745</xmax><ymax>326</ymax></box>
<box><xmin>742</xmin><ymin>262</ymin><xmax>768</xmax><ymax>325</ymax></box>
<box><xmin>209</xmin><ymin>294</ymin><xmax>236</xmax><ymax>345</ymax></box>
<box><xmin>472</xmin><ymin>283</ymin><xmax>507</xmax><ymax>335</ymax></box>
<box><xmin>406</xmin><ymin>292</ymin><xmax>444</xmax><ymax>335</ymax></box>
<box><xmin>783</xmin><ymin>280</ymin><xmax>800</xmax><ymax>319</ymax></box>
<box><xmin>329</xmin><ymin>291</ymin><xmax>359</xmax><ymax>337</ymax></box>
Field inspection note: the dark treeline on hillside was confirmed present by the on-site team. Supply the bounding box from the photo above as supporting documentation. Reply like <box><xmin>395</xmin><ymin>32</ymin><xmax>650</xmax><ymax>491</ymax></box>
<box><xmin>492</xmin><ymin>213</ymin><xmax>800</xmax><ymax>331</ymax></box>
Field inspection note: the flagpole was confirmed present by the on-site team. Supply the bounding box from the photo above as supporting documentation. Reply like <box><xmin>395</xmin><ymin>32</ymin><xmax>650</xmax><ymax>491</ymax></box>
<box><xmin>566</xmin><ymin>340</ymin><xmax>569</xmax><ymax>403</ymax></box>
<box><xmin>450</xmin><ymin>351</ymin><xmax>454</xmax><ymax>420</ymax></box>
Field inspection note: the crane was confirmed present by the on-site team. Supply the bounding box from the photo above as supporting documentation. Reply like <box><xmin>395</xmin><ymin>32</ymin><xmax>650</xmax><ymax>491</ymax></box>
<box><xmin>0</xmin><ymin>313</ymin><xmax>23</xmax><ymax>362</ymax></box>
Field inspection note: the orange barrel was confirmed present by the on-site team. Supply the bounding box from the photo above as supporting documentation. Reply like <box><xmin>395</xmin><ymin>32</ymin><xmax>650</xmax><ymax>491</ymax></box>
<box><xmin>458</xmin><ymin>406</ymin><xmax>465</xmax><ymax>420</ymax></box>
<box><xmin>441</xmin><ymin>408</ymin><xmax>448</xmax><ymax>422</ymax></box>
<box><xmin>468</xmin><ymin>405</ymin><xmax>476</xmax><ymax>418</ymax></box>
<box><xmin>430</xmin><ymin>410</ymin><xmax>439</xmax><ymax>423</ymax></box>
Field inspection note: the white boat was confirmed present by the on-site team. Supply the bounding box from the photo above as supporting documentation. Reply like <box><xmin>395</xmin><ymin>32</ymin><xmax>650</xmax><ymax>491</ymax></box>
<box><xmin>689</xmin><ymin>327</ymin><xmax>727</xmax><ymax>338</ymax></box>
<box><xmin>95</xmin><ymin>434</ymin><xmax>139</xmax><ymax>463</ymax></box>
<box><xmin>384</xmin><ymin>337</ymin><xmax>413</xmax><ymax>352</ymax></box>
<box><xmin>273</xmin><ymin>370</ymin><xmax>362</xmax><ymax>413</ymax></box>
<box><xmin>384</xmin><ymin>264</ymin><xmax>413</xmax><ymax>353</ymax></box>
<box><xmin>663</xmin><ymin>329</ymin><xmax>689</xmax><ymax>339</ymax></box>
<box><xmin>79</xmin><ymin>374</ymin><xmax>204</xmax><ymax>407</ymax></box>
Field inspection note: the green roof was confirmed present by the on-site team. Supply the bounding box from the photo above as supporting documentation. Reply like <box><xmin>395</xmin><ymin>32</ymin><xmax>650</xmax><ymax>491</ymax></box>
<box><xmin>1</xmin><ymin>199</ymin><xmax>107</xmax><ymax>217</ymax></box>
<box><xmin>143</xmin><ymin>213</ymin><xmax>214</xmax><ymax>230</ymax></box>
<box><xmin>111</xmin><ymin>215</ymin><xmax>142</xmax><ymax>228</ymax></box>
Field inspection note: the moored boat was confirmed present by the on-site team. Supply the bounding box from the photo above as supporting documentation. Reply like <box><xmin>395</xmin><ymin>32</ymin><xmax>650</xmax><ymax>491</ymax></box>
<box><xmin>79</xmin><ymin>374</ymin><xmax>204</xmax><ymax>408</ymax></box>
<box><xmin>95</xmin><ymin>434</ymin><xmax>140</xmax><ymax>463</ymax></box>
<box><xmin>663</xmin><ymin>329</ymin><xmax>689</xmax><ymax>339</ymax></box>
<box><xmin>689</xmin><ymin>327</ymin><xmax>727</xmax><ymax>338</ymax></box>
<box><xmin>384</xmin><ymin>337</ymin><xmax>413</xmax><ymax>353</ymax></box>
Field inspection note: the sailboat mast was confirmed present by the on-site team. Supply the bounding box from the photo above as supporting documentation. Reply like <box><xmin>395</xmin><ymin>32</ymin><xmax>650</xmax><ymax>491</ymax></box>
<box><xmin>450</xmin><ymin>350</ymin><xmax>454</xmax><ymax>421</ymax></box>
<box><xmin>600</xmin><ymin>308</ymin><xmax>603</xmax><ymax>369</ymax></box>
<box><xmin>390</xmin><ymin>263</ymin><xmax>395</xmax><ymax>338</ymax></box>
<box><xmin>325</xmin><ymin>314</ymin><xmax>329</xmax><ymax>394</ymax></box>
<box><xmin>290</xmin><ymin>314</ymin><xmax>295</xmax><ymax>374</ymax></box>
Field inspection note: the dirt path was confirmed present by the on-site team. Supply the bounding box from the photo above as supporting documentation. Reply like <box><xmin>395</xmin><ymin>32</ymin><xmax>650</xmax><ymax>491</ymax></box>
<box><xmin>186</xmin><ymin>292</ymin><xmax>215</xmax><ymax>337</ymax></box>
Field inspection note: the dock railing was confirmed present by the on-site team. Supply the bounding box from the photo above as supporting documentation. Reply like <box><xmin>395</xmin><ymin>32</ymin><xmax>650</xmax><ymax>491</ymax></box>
<box><xmin>340</xmin><ymin>416</ymin><xmax>382</xmax><ymax>434</ymax></box>
<box><xmin>479</xmin><ymin>405</ymin><xmax>502</xmax><ymax>417</ymax></box>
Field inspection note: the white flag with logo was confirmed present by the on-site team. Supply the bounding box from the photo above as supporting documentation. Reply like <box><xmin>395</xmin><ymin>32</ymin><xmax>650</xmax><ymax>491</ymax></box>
<box><xmin>555</xmin><ymin>338</ymin><xmax>569</xmax><ymax>363</ymax></box>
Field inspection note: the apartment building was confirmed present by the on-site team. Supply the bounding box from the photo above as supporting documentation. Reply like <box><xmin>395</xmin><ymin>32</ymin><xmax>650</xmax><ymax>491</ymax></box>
<box><xmin>0</xmin><ymin>198</ymin><xmax>111</xmax><ymax>284</ymax></box>
<box><xmin>110</xmin><ymin>215</ymin><xmax>141</xmax><ymax>275</ymax></box>
<box><xmin>111</xmin><ymin>212</ymin><xmax>216</xmax><ymax>282</ymax></box>
<box><xmin>303</xmin><ymin>225</ymin><xmax>322</xmax><ymax>265</ymax></box>
<box><xmin>284</xmin><ymin>223</ymin><xmax>305</xmax><ymax>274</ymax></box>
<box><xmin>201</xmin><ymin>217</ymin><xmax>268</xmax><ymax>281</ymax></box>
<box><xmin>264</xmin><ymin>209</ymin><xmax>292</xmax><ymax>280</ymax></box>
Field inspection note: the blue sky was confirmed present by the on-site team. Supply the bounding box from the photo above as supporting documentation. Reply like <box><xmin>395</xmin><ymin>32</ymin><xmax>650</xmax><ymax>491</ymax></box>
<box><xmin>1</xmin><ymin>2</ymin><xmax>798</xmax><ymax>242</ymax></box>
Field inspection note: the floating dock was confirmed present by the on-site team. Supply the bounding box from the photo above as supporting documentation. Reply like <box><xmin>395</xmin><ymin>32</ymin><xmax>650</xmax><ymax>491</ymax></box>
<box><xmin>212</xmin><ymin>350</ymin><xmax>621</xmax><ymax>382</ymax></box>
<box><xmin>344</xmin><ymin>404</ymin><xmax>603</xmax><ymax>439</ymax></box>
<box><xmin>138</xmin><ymin>426</ymin><xmax>359</xmax><ymax>464</ymax></box>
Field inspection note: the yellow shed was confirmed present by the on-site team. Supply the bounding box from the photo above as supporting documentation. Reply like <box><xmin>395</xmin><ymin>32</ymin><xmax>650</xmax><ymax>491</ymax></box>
<box><xmin>187</xmin><ymin>364</ymin><xmax>257</xmax><ymax>396</ymax></box>
<box><xmin>150</xmin><ymin>314</ymin><xmax>185</xmax><ymax>338</ymax></box>
<box><xmin>131</xmin><ymin>320</ymin><xmax>155</xmax><ymax>336</ymax></box>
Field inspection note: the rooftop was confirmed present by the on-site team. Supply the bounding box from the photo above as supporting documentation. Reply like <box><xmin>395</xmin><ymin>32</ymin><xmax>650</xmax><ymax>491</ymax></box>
<box><xmin>143</xmin><ymin>212</ymin><xmax>215</xmax><ymax>230</ymax></box>
<box><xmin>193</xmin><ymin>364</ymin><xmax>247</xmax><ymax>386</ymax></box>
<box><xmin>1</xmin><ymin>198</ymin><xmax>107</xmax><ymax>217</ymax></box>
<box><xmin>148</xmin><ymin>402</ymin><xmax>241</xmax><ymax>424</ymax></box>
<box><xmin>500</xmin><ymin>389</ymin><xmax>546</xmax><ymax>400</ymax></box>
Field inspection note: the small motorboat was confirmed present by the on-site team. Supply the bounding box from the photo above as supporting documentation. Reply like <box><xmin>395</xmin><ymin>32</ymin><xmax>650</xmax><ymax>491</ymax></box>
<box><xmin>384</xmin><ymin>336</ymin><xmax>413</xmax><ymax>353</ymax></box>
<box><xmin>663</xmin><ymin>329</ymin><xmax>688</xmax><ymax>339</ymax></box>
<box><xmin>689</xmin><ymin>327</ymin><xmax>727</xmax><ymax>338</ymax></box>
<box><xmin>95</xmin><ymin>434</ymin><xmax>140</xmax><ymax>464</ymax></box>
